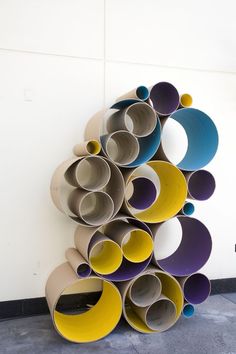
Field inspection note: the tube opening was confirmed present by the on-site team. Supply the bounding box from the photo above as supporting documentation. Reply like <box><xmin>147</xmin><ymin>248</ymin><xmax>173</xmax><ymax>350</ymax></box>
<box><xmin>188</xmin><ymin>170</ymin><xmax>216</xmax><ymax>200</ymax></box>
<box><xmin>146</xmin><ymin>299</ymin><xmax>177</xmax><ymax>331</ymax></box>
<box><xmin>127</xmin><ymin>177</ymin><xmax>157</xmax><ymax>210</ymax></box>
<box><xmin>125</xmin><ymin>103</ymin><xmax>156</xmax><ymax>137</ymax></box>
<box><xmin>77</xmin><ymin>263</ymin><xmax>91</xmax><ymax>278</ymax></box>
<box><xmin>183</xmin><ymin>303</ymin><xmax>195</xmax><ymax>318</ymax></box>
<box><xmin>129</xmin><ymin>274</ymin><xmax>161</xmax><ymax>307</ymax></box>
<box><xmin>150</xmin><ymin>82</ymin><xmax>179</xmax><ymax>115</ymax></box>
<box><xmin>182</xmin><ymin>202</ymin><xmax>195</xmax><ymax>215</ymax></box>
<box><xmin>180</xmin><ymin>93</ymin><xmax>193</xmax><ymax>107</ymax></box>
<box><xmin>184</xmin><ymin>273</ymin><xmax>211</xmax><ymax>304</ymax></box>
<box><xmin>80</xmin><ymin>192</ymin><xmax>114</xmax><ymax>225</ymax></box>
<box><xmin>122</xmin><ymin>229</ymin><xmax>153</xmax><ymax>262</ymax></box>
<box><xmin>86</xmin><ymin>140</ymin><xmax>101</xmax><ymax>155</ymax></box>
<box><xmin>136</xmin><ymin>86</ymin><xmax>149</xmax><ymax>100</ymax></box>
<box><xmin>106</xmin><ymin>131</ymin><xmax>139</xmax><ymax>165</ymax></box>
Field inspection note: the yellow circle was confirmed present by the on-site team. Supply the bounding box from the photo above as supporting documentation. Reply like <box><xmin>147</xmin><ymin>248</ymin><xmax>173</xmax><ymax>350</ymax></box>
<box><xmin>180</xmin><ymin>93</ymin><xmax>193</xmax><ymax>107</ymax></box>
<box><xmin>122</xmin><ymin>229</ymin><xmax>153</xmax><ymax>262</ymax></box>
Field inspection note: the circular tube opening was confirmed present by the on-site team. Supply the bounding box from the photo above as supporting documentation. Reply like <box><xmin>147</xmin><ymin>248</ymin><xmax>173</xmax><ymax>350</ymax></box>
<box><xmin>129</xmin><ymin>274</ymin><xmax>161</xmax><ymax>307</ymax></box>
<box><xmin>184</xmin><ymin>273</ymin><xmax>211</xmax><ymax>304</ymax></box>
<box><xmin>180</xmin><ymin>93</ymin><xmax>193</xmax><ymax>108</ymax></box>
<box><xmin>127</xmin><ymin>177</ymin><xmax>157</xmax><ymax>210</ymax></box>
<box><xmin>136</xmin><ymin>86</ymin><xmax>149</xmax><ymax>100</ymax></box>
<box><xmin>80</xmin><ymin>192</ymin><xmax>114</xmax><ymax>226</ymax></box>
<box><xmin>150</xmin><ymin>82</ymin><xmax>180</xmax><ymax>116</ymax></box>
<box><xmin>183</xmin><ymin>303</ymin><xmax>195</xmax><ymax>318</ymax></box>
<box><xmin>125</xmin><ymin>102</ymin><xmax>157</xmax><ymax>137</ymax></box>
<box><xmin>76</xmin><ymin>156</ymin><xmax>111</xmax><ymax>191</ymax></box>
<box><xmin>89</xmin><ymin>239</ymin><xmax>123</xmax><ymax>275</ymax></box>
<box><xmin>162</xmin><ymin>108</ymin><xmax>218</xmax><ymax>171</ymax></box>
<box><xmin>77</xmin><ymin>263</ymin><xmax>92</xmax><ymax>278</ymax></box>
<box><xmin>146</xmin><ymin>299</ymin><xmax>177</xmax><ymax>331</ymax></box>
<box><xmin>182</xmin><ymin>202</ymin><xmax>195</xmax><ymax>215</ymax></box>
<box><xmin>157</xmin><ymin>216</ymin><xmax>212</xmax><ymax>276</ymax></box>
<box><xmin>86</xmin><ymin>140</ymin><xmax>101</xmax><ymax>155</ymax></box>
<box><xmin>188</xmin><ymin>170</ymin><xmax>216</xmax><ymax>200</ymax></box>
<box><xmin>106</xmin><ymin>131</ymin><xmax>139</xmax><ymax>165</ymax></box>
<box><xmin>122</xmin><ymin>229</ymin><xmax>153</xmax><ymax>263</ymax></box>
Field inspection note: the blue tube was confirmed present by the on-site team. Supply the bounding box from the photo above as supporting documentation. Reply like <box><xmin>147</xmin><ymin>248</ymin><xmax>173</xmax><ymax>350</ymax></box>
<box><xmin>183</xmin><ymin>202</ymin><xmax>195</xmax><ymax>216</ymax></box>
<box><xmin>183</xmin><ymin>303</ymin><xmax>195</xmax><ymax>318</ymax></box>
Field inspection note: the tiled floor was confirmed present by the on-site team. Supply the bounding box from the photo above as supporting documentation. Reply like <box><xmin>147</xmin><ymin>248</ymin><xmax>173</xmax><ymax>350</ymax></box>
<box><xmin>0</xmin><ymin>294</ymin><xmax>236</xmax><ymax>354</ymax></box>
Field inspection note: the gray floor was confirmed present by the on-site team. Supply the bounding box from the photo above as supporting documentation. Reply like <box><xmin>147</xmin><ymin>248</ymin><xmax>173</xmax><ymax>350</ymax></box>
<box><xmin>0</xmin><ymin>294</ymin><xmax>236</xmax><ymax>354</ymax></box>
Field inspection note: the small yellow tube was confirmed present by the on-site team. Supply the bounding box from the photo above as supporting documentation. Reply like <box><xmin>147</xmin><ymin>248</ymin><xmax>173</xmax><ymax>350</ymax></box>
<box><xmin>180</xmin><ymin>93</ymin><xmax>193</xmax><ymax>108</ymax></box>
<box><xmin>122</xmin><ymin>229</ymin><xmax>153</xmax><ymax>263</ymax></box>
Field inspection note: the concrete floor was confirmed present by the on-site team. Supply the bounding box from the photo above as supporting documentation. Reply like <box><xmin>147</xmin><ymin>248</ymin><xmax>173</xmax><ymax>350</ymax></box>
<box><xmin>0</xmin><ymin>294</ymin><xmax>236</xmax><ymax>354</ymax></box>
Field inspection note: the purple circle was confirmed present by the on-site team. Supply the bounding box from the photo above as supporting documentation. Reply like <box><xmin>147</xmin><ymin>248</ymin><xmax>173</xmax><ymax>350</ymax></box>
<box><xmin>184</xmin><ymin>273</ymin><xmax>211</xmax><ymax>304</ymax></box>
<box><xmin>77</xmin><ymin>263</ymin><xmax>91</xmax><ymax>278</ymax></box>
<box><xmin>150</xmin><ymin>82</ymin><xmax>179</xmax><ymax>116</ymax></box>
<box><xmin>128</xmin><ymin>177</ymin><xmax>157</xmax><ymax>210</ymax></box>
<box><xmin>188</xmin><ymin>170</ymin><xmax>216</xmax><ymax>200</ymax></box>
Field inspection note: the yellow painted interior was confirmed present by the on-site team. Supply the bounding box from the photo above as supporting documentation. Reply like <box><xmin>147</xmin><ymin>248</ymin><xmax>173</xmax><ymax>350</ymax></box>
<box><xmin>122</xmin><ymin>230</ymin><xmax>153</xmax><ymax>263</ymax></box>
<box><xmin>135</xmin><ymin>161</ymin><xmax>187</xmax><ymax>223</ymax></box>
<box><xmin>180</xmin><ymin>93</ymin><xmax>193</xmax><ymax>107</ymax></box>
<box><xmin>89</xmin><ymin>240</ymin><xmax>123</xmax><ymax>275</ymax></box>
<box><xmin>87</xmin><ymin>140</ymin><xmax>101</xmax><ymax>155</ymax></box>
<box><xmin>54</xmin><ymin>280</ymin><xmax>122</xmax><ymax>343</ymax></box>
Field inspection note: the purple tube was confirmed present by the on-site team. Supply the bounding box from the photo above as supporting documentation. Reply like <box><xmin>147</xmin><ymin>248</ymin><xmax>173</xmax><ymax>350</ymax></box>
<box><xmin>150</xmin><ymin>82</ymin><xmax>179</xmax><ymax>116</ymax></box>
<box><xmin>188</xmin><ymin>170</ymin><xmax>216</xmax><ymax>200</ymax></box>
<box><xmin>128</xmin><ymin>177</ymin><xmax>157</xmax><ymax>210</ymax></box>
<box><xmin>157</xmin><ymin>216</ymin><xmax>212</xmax><ymax>276</ymax></box>
<box><xmin>183</xmin><ymin>273</ymin><xmax>211</xmax><ymax>304</ymax></box>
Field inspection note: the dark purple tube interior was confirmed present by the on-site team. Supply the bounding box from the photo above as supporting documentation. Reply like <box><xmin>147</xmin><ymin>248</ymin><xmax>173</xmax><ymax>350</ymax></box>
<box><xmin>184</xmin><ymin>273</ymin><xmax>211</xmax><ymax>304</ymax></box>
<box><xmin>77</xmin><ymin>263</ymin><xmax>92</xmax><ymax>278</ymax></box>
<box><xmin>188</xmin><ymin>170</ymin><xmax>216</xmax><ymax>200</ymax></box>
<box><xmin>158</xmin><ymin>216</ymin><xmax>212</xmax><ymax>276</ymax></box>
<box><xmin>150</xmin><ymin>82</ymin><xmax>179</xmax><ymax>115</ymax></box>
<box><xmin>128</xmin><ymin>177</ymin><xmax>157</xmax><ymax>210</ymax></box>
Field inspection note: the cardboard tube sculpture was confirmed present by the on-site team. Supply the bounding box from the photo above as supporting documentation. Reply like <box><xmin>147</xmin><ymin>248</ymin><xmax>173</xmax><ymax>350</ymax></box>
<box><xmin>179</xmin><ymin>273</ymin><xmax>211</xmax><ymax>304</ymax></box>
<box><xmin>186</xmin><ymin>169</ymin><xmax>216</xmax><ymax>200</ymax></box>
<box><xmin>65</xmin><ymin>248</ymin><xmax>91</xmax><ymax>277</ymax></box>
<box><xmin>65</xmin><ymin>156</ymin><xmax>111</xmax><ymax>190</ymax></box>
<box><xmin>116</xmin><ymin>86</ymin><xmax>150</xmax><ymax>101</ymax></box>
<box><xmin>150</xmin><ymin>82</ymin><xmax>180</xmax><ymax>116</ymax></box>
<box><xmin>179</xmin><ymin>93</ymin><xmax>193</xmax><ymax>108</ymax></box>
<box><xmin>123</xmin><ymin>161</ymin><xmax>187</xmax><ymax>223</ymax></box>
<box><xmin>107</xmin><ymin>102</ymin><xmax>157</xmax><ymax>137</ymax></box>
<box><xmin>73</xmin><ymin>140</ymin><xmax>101</xmax><ymax>157</ymax></box>
<box><xmin>152</xmin><ymin>216</ymin><xmax>212</xmax><ymax>276</ymax></box>
<box><xmin>158</xmin><ymin>108</ymin><xmax>219</xmax><ymax>171</ymax></box>
<box><xmin>75</xmin><ymin>217</ymin><xmax>153</xmax><ymax>281</ymax></box>
<box><xmin>45</xmin><ymin>262</ymin><xmax>122</xmax><ymax>343</ymax></box>
<box><xmin>182</xmin><ymin>303</ymin><xmax>195</xmax><ymax>318</ymax></box>
<box><xmin>118</xmin><ymin>268</ymin><xmax>183</xmax><ymax>333</ymax></box>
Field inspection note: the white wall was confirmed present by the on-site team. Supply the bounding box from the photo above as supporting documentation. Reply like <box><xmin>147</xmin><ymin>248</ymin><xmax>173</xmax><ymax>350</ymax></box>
<box><xmin>0</xmin><ymin>0</ymin><xmax>235</xmax><ymax>301</ymax></box>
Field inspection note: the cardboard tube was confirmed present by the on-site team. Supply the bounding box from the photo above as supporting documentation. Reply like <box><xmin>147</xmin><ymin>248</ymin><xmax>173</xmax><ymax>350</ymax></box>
<box><xmin>123</xmin><ymin>161</ymin><xmax>187</xmax><ymax>223</ymax></box>
<box><xmin>181</xmin><ymin>202</ymin><xmax>195</xmax><ymax>216</ymax></box>
<box><xmin>154</xmin><ymin>216</ymin><xmax>212</xmax><ymax>276</ymax></box>
<box><xmin>186</xmin><ymin>169</ymin><xmax>216</xmax><ymax>200</ymax></box>
<box><xmin>101</xmin><ymin>130</ymin><xmax>139</xmax><ymax>166</ymax></box>
<box><xmin>126</xmin><ymin>177</ymin><xmax>157</xmax><ymax>210</ymax></box>
<box><xmin>150</xmin><ymin>82</ymin><xmax>180</xmax><ymax>116</ymax></box>
<box><xmin>159</xmin><ymin>108</ymin><xmax>219</xmax><ymax>171</ymax></box>
<box><xmin>73</xmin><ymin>140</ymin><xmax>101</xmax><ymax>157</ymax></box>
<box><xmin>179</xmin><ymin>93</ymin><xmax>193</xmax><ymax>108</ymax></box>
<box><xmin>65</xmin><ymin>156</ymin><xmax>111</xmax><ymax>190</ymax></box>
<box><xmin>116</xmin><ymin>86</ymin><xmax>150</xmax><ymax>101</ymax></box>
<box><xmin>88</xmin><ymin>232</ymin><xmax>123</xmax><ymax>275</ymax></box>
<box><xmin>182</xmin><ymin>303</ymin><xmax>195</xmax><ymax>318</ymax></box>
<box><xmin>68</xmin><ymin>189</ymin><xmax>114</xmax><ymax>226</ymax></box>
<box><xmin>132</xmin><ymin>295</ymin><xmax>177</xmax><ymax>332</ymax></box>
<box><xmin>45</xmin><ymin>262</ymin><xmax>122</xmax><ymax>343</ymax></box>
<box><xmin>65</xmin><ymin>248</ymin><xmax>91</xmax><ymax>277</ymax></box>
<box><xmin>107</xmin><ymin>102</ymin><xmax>157</xmax><ymax>137</ymax></box>
<box><xmin>128</xmin><ymin>273</ymin><xmax>161</xmax><ymax>307</ymax></box>
<box><xmin>179</xmin><ymin>273</ymin><xmax>211</xmax><ymax>305</ymax></box>
<box><xmin>118</xmin><ymin>268</ymin><xmax>183</xmax><ymax>333</ymax></box>
<box><xmin>104</xmin><ymin>220</ymin><xmax>153</xmax><ymax>263</ymax></box>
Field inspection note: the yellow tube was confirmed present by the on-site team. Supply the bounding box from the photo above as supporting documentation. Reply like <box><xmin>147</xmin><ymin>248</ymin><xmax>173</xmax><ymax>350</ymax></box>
<box><xmin>122</xmin><ymin>229</ymin><xmax>153</xmax><ymax>263</ymax></box>
<box><xmin>86</xmin><ymin>140</ymin><xmax>101</xmax><ymax>155</ymax></box>
<box><xmin>135</xmin><ymin>161</ymin><xmax>187</xmax><ymax>223</ymax></box>
<box><xmin>54</xmin><ymin>279</ymin><xmax>122</xmax><ymax>343</ymax></box>
<box><xmin>180</xmin><ymin>94</ymin><xmax>193</xmax><ymax>108</ymax></box>
<box><xmin>89</xmin><ymin>240</ymin><xmax>123</xmax><ymax>275</ymax></box>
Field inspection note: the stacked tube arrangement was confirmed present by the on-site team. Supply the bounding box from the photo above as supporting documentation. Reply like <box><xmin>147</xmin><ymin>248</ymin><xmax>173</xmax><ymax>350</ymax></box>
<box><xmin>46</xmin><ymin>82</ymin><xmax>218</xmax><ymax>343</ymax></box>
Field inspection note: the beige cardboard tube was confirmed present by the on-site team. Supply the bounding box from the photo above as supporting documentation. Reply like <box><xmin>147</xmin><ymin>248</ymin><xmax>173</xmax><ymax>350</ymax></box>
<box><xmin>116</xmin><ymin>86</ymin><xmax>150</xmax><ymax>101</ymax></box>
<box><xmin>104</xmin><ymin>220</ymin><xmax>153</xmax><ymax>263</ymax></box>
<box><xmin>131</xmin><ymin>295</ymin><xmax>177</xmax><ymax>332</ymax></box>
<box><xmin>104</xmin><ymin>130</ymin><xmax>140</xmax><ymax>166</ymax></box>
<box><xmin>128</xmin><ymin>273</ymin><xmax>162</xmax><ymax>307</ymax></box>
<box><xmin>45</xmin><ymin>262</ymin><xmax>122</xmax><ymax>343</ymax></box>
<box><xmin>84</xmin><ymin>109</ymin><xmax>106</xmax><ymax>141</ymax></box>
<box><xmin>65</xmin><ymin>156</ymin><xmax>111</xmax><ymax>191</ymax></box>
<box><xmin>68</xmin><ymin>189</ymin><xmax>114</xmax><ymax>226</ymax></box>
<box><xmin>65</xmin><ymin>248</ymin><xmax>91</xmax><ymax>278</ymax></box>
<box><xmin>106</xmin><ymin>102</ymin><xmax>157</xmax><ymax>137</ymax></box>
<box><xmin>73</xmin><ymin>140</ymin><xmax>101</xmax><ymax>157</ymax></box>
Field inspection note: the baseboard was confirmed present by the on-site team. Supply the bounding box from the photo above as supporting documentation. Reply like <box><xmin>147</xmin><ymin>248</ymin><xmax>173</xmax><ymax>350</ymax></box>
<box><xmin>0</xmin><ymin>278</ymin><xmax>235</xmax><ymax>320</ymax></box>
